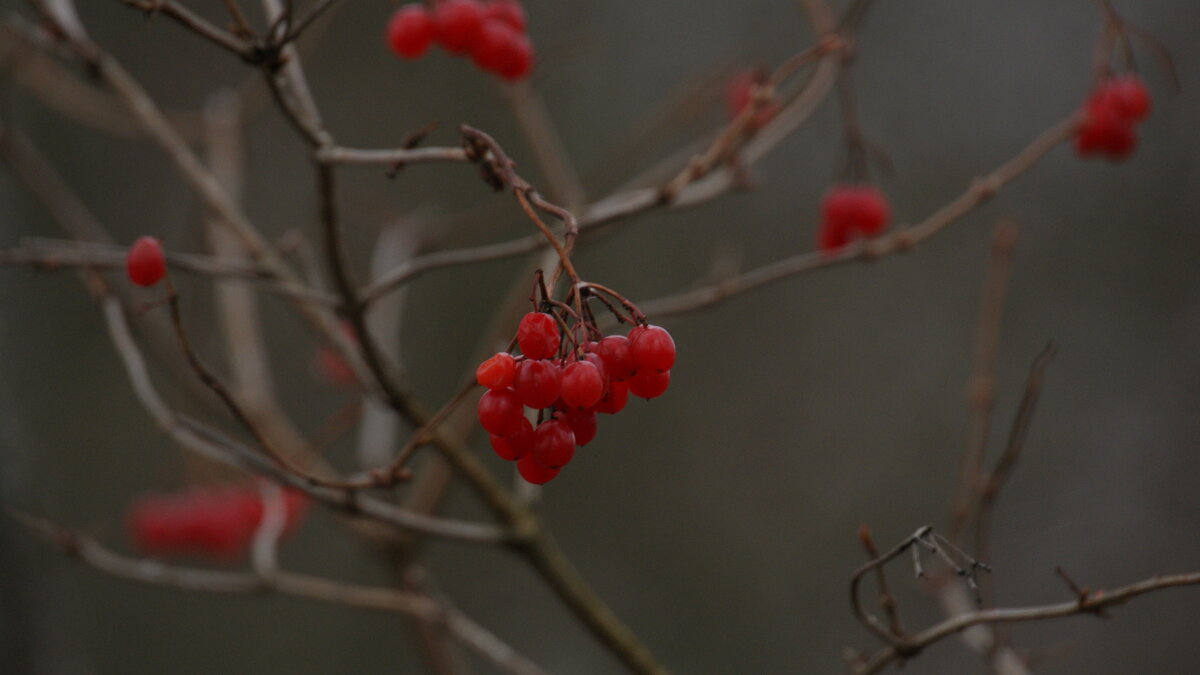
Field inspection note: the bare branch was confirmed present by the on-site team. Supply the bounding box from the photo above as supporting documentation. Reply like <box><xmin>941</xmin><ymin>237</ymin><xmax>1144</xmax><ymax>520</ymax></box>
<box><xmin>853</xmin><ymin>570</ymin><xmax>1200</xmax><ymax>674</ymax></box>
<box><xmin>7</xmin><ymin>509</ymin><xmax>547</xmax><ymax>675</ymax></box>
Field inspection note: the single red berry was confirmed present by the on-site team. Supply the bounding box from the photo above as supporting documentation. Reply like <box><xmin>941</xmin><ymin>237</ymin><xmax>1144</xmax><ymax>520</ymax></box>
<box><xmin>482</xmin><ymin>0</ymin><xmax>526</xmax><ymax>32</ymax></box>
<box><xmin>558</xmin><ymin>408</ymin><xmax>597</xmax><ymax>446</ymax></box>
<box><xmin>631</xmin><ymin>325</ymin><xmax>675</xmax><ymax>372</ymax></box>
<box><xmin>471</xmin><ymin>20</ymin><xmax>513</xmax><ymax>73</ymax></box>
<box><xmin>495</xmin><ymin>29</ymin><xmax>533</xmax><ymax>81</ymax></box>
<box><xmin>433</xmin><ymin>0</ymin><xmax>485</xmax><ymax>54</ymax></box>
<box><xmin>593</xmin><ymin>380</ymin><xmax>629</xmax><ymax>415</ymax></box>
<box><xmin>582</xmin><ymin>352</ymin><xmax>610</xmax><ymax>390</ymax></box>
<box><xmin>517</xmin><ymin>452</ymin><xmax>560</xmax><ymax>484</ymax></box>
<box><xmin>126</xmin><ymin>236</ymin><xmax>166</xmax><ymax>286</ymax></box>
<box><xmin>532</xmin><ymin>419</ymin><xmax>575</xmax><ymax>468</ymax></box>
<box><xmin>476</xmin><ymin>352</ymin><xmax>516</xmax><ymax>389</ymax></box>
<box><xmin>477</xmin><ymin>387</ymin><xmax>524</xmax><ymax>435</ymax></box>
<box><xmin>560</xmin><ymin>360</ymin><xmax>605</xmax><ymax>409</ymax></box>
<box><xmin>517</xmin><ymin>312</ymin><xmax>560</xmax><ymax>359</ymax></box>
<box><xmin>513</xmin><ymin>358</ymin><xmax>561</xmax><ymax>409</ymax></box>
<box><xmin>489</xmin><ymin>416</ymin><xmax>533</xmax><ymax>461</ymax></box>
<box><xmin>595</xmin><ymin>335</ymin><xmax>637</xmax><ymax>381</ymax></box>
<box><xmin>627</xmin><ymin>324</ymin><xmax>647</xmax><ymax>345</ymax></box>
<box><xmin>386</xmin><ymin>4</ymin><xmax>436</xmax><ymax>59</ymax></box>
<box><xmin>470</xmin><ymin>20</ymin><xmax>533</xmax><ymax>80</ymax></box>
<box><xmin>628</xmin><ymin>368</ymin><xmax>670</xmax><ymax>400</ymax></box>
<box><xmin>817</xmin><ymin>217</ymin><xmax>851</xmax><ymax>252</ymax></box>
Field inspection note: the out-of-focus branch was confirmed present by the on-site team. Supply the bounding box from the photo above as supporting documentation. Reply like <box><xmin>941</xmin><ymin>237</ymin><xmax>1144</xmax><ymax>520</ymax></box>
<box><xmin>99</xmin><ymin>291</ymin><xmax>508</xmax><ymax>545</ymax></box>
<box><xmin>18</xmin><ymin>7</ymin><xmax>373</xmax><ymax>400</ymax></box>
<box><xmin>204</xmin><ymin>89</ymin><xmax>318</xmax><ymax>471</ymax></box>
<box><xmin>0</xmin><ymin>239</ymin><xmax>338</xmax><ymax>305</ymax></box>
<box><xmin>117</xmin><ymin>0</ymin><xmax>257</xmax><ymax>59</ymax></box>
<box><xmin>316</xmin><ymin>145</ymin><xmax>470</xmax><ymax>166</ymax></box>
<box><xmin>633</xmin><ymin>117</ymin><xmax>1075</xmax><ymax>320</ymax></box>
<box><xmin>7</xmin><ymin>509</ymin><xmax>546</xmax><ymax>675</ymax></box>
<box><xmin>948</xmin><ymin>222</ymin><xmax>1019</xmax><ymax>543</ymax></box>
<box><xmin>974</xmin><ymin>342</ymin><xmax>1057</xmax><ymax>566</ymax></box>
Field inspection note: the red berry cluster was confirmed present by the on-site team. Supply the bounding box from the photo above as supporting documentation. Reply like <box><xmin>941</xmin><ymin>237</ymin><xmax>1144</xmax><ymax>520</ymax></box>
<box><xmin>126</xmin><ymin>236</ymin><xmax>166</xmax><ymax>287</ymax></box>
<box><xmin>476</xmin><ymin>312</ymin><xmax>676</xmax><ymax>485</ymax></box>
<box><xmin>726</xmin><ymin>69</ymin><xmax>780</xmax><ymax>130</ymax></box>
<box><xmin>386</xmin><ymin>0</ymin><xmax>533</xmax><ymax>81</ymax></box>
<box><xmin>816</xmin><ymin>184</ymin><xmax>891</xmax><ymax>252</ymax></box>
<box><xmin>128</xmin><ymin>485</ymin><xmax>308</xmax><ymax>559</ymax></box>
<box><xmin>1075</xmin><ymin>74</ymin><xmax>1151</xmax><ymax>161</ymax></box>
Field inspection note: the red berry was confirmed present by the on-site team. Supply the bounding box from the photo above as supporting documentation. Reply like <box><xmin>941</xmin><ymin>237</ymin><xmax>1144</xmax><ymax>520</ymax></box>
<box><xmin>433</xmin><ymin>0</ymin><xmax>485</xmax><ymax>54</ymax></box>
<box><xmin>386</xmin><ymin>4</ymin><xmax>435</xmax><ymax>59</ymax></box>
<box><xmin>560</xmin><ymin>360</ymin><xmax>605</xmax><ymax>409</ymax></box>
<box><xmin>631</xmin><ymin>325</ymin><xmax>675</xmax><ymax>372</ymax></box>
<box><xmin>1076</xmin><ymin>105</ymin><xmax>1137</xmax><ymax>160</ymax></box>
<box><xmin>628</xmin><ymin>368</ymin><xmax>670</xmax><ymax>400</ymax></box>
<box><xmin>558</xmin><ymin>408</ymin><xmax>597</xmax><ymax>446</ymax></box>
<box><xmin>593</xmin><ymin>380</ymin><xmax>629</xmax><ymax>415</ymax></box>
<box><xmin>501</xmin><ymin>35</ymin><xmax>533</xmax><ymax>81</ymax></box>
<box><xmin>817</xmin><ymin>185</ymin><xmax>890</xmax><ymax>251</ymax></box>
<box><xmin>513</xmin><ymin>358</ymin><xmax>561</xmax><ymax>409</ymax></box>
<box><xmin>126</xmin><ymin>236</ymin><xmax>166</xmax><ymax>286</ymax></box>
<box><xmin>483</xmin><ymin>0</ymin><xmax>526</xmax><ymax>32</ymax></box>
<box><xmin>128</xmin><ymin>485</ymin><xmax>307</xmax><ymax>559</ymax></box>
<box><xmin>476</xmin><ymin>352</ymin><xmax>516</xmax><ymax>389</ymax></box>
<box><xmin>517</xmin><ymin>312</ymin><xmax>560</xmax><ymax>359</ymax></box>
<box><xmin>595</xmin><ymin>335</ymin><xmax>637</xmax><ymax>381</ymax></box>
<box><xmin>489</xmin><ymin>416</ymin><xmax>533</xmax><ymax>461</ymax></box>
<box><xmin>477</xmin><ymin>388</ymin><xmax>524</xmax><ymax>435</ymax></box>
<box><xmin>517</xmin><ymin>452</ymin><xmax>560</xmax><ymax>484</ymax></box>
<box><xmin>532</xmin><ymin>419</ymin><xmax>575</xmax><ymax>468</ymax></box>
<box><xmin>1093</xmin><ymin>75</ymin><xmax>1151</xmax><ymax>122</ymax></box>
<box><xmin>471</xmin><ymin>20</ymin><xmax>513</xmax><ymax>72</ymax></box>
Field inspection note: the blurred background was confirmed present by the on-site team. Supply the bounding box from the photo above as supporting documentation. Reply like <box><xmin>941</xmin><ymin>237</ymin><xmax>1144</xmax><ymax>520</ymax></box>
<box><xmin>1</xmin><ymin>1</ymin><xmax>1198</xmax><ymax>673</ymax></box>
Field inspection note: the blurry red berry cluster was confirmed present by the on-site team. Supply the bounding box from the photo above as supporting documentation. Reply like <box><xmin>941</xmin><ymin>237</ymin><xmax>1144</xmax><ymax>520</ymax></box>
<box><xmin>386</xmin><ymin>0</ymin><xmax>533</xmax><ymax>81</ymax></box>
<box><xmin>476</xmin><ymin>312</ymin><xmax>676</xmax><ymax>485</ymax></box>
<box><xmin>128</xmin><ymin>485</ymin><xmax>308</xmax><ymax>559</ymax></box>
<box><xmin>1075</xmin><ymin>74</ymin><xmax>1151</xmax><ymax>161</ymax></box>
<box><xmin>816</xmin><ymin>183</ymin><xmax>891</xmax><ymax>252</ymax></box>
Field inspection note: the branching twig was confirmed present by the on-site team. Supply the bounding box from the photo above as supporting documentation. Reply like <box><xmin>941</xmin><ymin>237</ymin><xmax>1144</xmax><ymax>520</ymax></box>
<box><xmin>852</xmin><ymin>569</ymin><xmax>1200</xmax><ymax>674</ymax></box>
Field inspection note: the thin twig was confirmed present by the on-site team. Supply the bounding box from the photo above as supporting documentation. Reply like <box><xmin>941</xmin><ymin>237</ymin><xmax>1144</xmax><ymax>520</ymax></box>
<box><xmin>852</xmin><ymin>569</ymin><xmax>1200</xmax><ymax>674</ymax></box>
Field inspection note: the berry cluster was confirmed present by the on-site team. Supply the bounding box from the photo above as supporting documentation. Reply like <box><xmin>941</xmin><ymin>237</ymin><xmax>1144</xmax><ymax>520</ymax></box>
<box><xmin>726</xmin><ymin>69</ymin><xmax>780</xmax><ymax>130</ymax></box>
<box><xmin>1075</xmin><ymin>74</ymin><xmax>1151</xmax><ymax>161</ymax></box>
<box><xmin>386</xmin><ymin>0</ymin><xmax>533</xmax><ymax>81</ymax></box>
<box><xmin>816</xmin><ymin>184</ymin><xmax>891</xmax><ymax>251</ymax></box>
<box><xmin>126</xmin><ymin>236</ymin><xmax>166</xmax><ymax>286</ymax></box>
<box><xmin>128</xmin><ymin>485</ymin><xmax>308</xmax><ymax>559</ymax></box>
<box><xmin>477</xmin><ymin>310</ymin><xmax>676</xmax><ymax>485</ymax></box>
